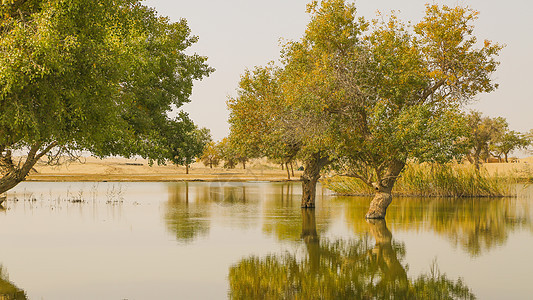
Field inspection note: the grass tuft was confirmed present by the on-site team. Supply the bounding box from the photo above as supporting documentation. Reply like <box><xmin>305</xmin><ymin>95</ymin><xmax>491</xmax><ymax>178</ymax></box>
<box><xmin>323</xmin><ymin>163</ymin><xmax>520</xmax><ymax>197</ymax></box>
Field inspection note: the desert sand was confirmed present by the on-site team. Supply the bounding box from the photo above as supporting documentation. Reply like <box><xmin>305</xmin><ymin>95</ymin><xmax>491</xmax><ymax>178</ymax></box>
<box><xmin>26</xmin><ymin>156</ymin><xmax>302</xmax><ymax>182</ymax></box>
<box><xmin>19</xmin><ymin>156</ymin><xmax>533</xmax><ymax>183</ymax></box>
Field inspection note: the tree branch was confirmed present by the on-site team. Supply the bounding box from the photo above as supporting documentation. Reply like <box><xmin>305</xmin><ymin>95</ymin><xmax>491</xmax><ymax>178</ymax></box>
<box><xmin>420</xmin><ymin>79</ymin><xmax>445</xmax><ymax>102</ymax></box>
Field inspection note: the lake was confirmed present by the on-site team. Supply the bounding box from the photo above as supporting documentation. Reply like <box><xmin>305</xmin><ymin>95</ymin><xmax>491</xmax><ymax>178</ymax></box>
<box><xmin>1</xmin><ymin>181</ymin><xmax>532</xmax><ymax>299</ymax></box>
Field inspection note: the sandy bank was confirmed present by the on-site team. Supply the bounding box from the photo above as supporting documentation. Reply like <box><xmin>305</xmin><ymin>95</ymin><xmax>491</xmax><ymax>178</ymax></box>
<box><xmin>26</xmin><ymin>157</ymin><xmax>302</xmax><ymax>182</ymax></box>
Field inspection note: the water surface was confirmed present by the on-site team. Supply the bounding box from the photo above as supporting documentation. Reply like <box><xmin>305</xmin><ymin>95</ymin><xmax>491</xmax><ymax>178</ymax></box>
<box><xmin>1</xmin><ymin>182</ymin><xmax>532</xmax><ymax>299</ymax></box>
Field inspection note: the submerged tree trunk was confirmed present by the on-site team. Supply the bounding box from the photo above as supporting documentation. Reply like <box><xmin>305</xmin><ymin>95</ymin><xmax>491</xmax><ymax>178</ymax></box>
<box><xmin>0</xmin><ymin>142</ymin><xmax>56</xmax><ymax>194</ymax></box>
<box><xmin>301</xmin><ymin>153</ymin><xmax>329</xmax><ymax>208</ymax></box>
<box><xmin>365</xmin><ymin>159</ymin><xmax>405</xmax><ymax>219</ymax></box>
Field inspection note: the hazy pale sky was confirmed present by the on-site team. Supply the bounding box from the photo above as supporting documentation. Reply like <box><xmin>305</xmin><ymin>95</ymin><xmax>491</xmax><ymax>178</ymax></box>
<box><xmin>144</xmin><ymin>0</ymin><xmax>533</xmax><ymax>141</ymax></box>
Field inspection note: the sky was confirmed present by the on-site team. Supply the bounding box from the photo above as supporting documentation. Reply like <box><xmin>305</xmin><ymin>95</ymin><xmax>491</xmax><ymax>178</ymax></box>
<box><xmin>144</xmin><ymin>0</ymin><xmax>533</xmax><ymax>141</ymax></box>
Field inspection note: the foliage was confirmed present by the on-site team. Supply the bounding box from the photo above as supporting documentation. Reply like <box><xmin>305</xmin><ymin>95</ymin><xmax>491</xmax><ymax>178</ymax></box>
<box><xmin>463</xmin><ymin>111</ymin><xmax>507</xmax><ymax>167</ymax></box>
<box><xmin>324</xmin><ymin>163</ymin><xmax>518</xmax><ymax>197</ymax></box>
<box><xmin>228</xmin><ymin>1</ymin><xmax>501</xmax><ymax>212</ymax></box>
<box><xmin>0</xmin><ymin>0</ymin><xmax>213</xmax><ymax>192</ymax></box>
<box><xmin>199</xmin><ymin>141</ymin><xmax>221</xmax><ymax>168</ymax></box>
<box><xmin>462</xmin><ymin>111</ymin><xmax>531</xmax><ymax>165</ymax></box>
<box><xmin>227</xmin><ymin>65</ymin><xmax>299</xmax><ymax>167</ymax></box>
<box><xmin>164</xmin><ymin>120</ymin><xmax>211</xmax><ymax>167</ymax></box>
<box><xmin>491</xmin><ymin>130</ymin><xmax>531</xmax><ymax>163</ymax></box>
<box><xmin>217</xmin><ymin>137</ymin><xmax>249</xmax><ymax>169</ymax></box>
<box><xmin>328</xmin><ymin>3</ymin><xmax>502</xmax><ymax>195</ymax></box>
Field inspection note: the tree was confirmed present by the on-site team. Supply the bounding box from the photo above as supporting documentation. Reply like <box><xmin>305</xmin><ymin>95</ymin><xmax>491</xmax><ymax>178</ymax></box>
<box><xmin>200</xmin><ymin>141</ymin><xmax>221</xmax><ymax>168</ymax></box>
<box><xmin>228</xmin><ymin>1</ymin><xmax>501</xmax><ymax>215</ymax></box>
<box><xmin>217</xmin><ymin>137</ymin><xmax>249</xmax><ymax>169</ymax></box>
<box><xmin>328</xmin><ymin>3</ymin><xmax>502</xmax><ymax>218</ymax></box>
<box><xmin>163</xmin><ymin>117</ymin><xmax>211</xmax><ymax>174</ymax></box>
<box><xmin>227</xmin><ymin>65</ymin><xmax>301</xmax><ymax>179</ymax></box>
<box><xmin>464</xmin><ymin>111</ymin><xmax>507</xmax><ymax>168</ymax></box>
<box><xmin>0</xmin><ymin>0</ymin><xmax>213</xmax><ymax>193</ymax></box>
<box><xmin>492</xmin><ymin>130</ymin><xmax>530</xmax><ymax>163</ymax></box>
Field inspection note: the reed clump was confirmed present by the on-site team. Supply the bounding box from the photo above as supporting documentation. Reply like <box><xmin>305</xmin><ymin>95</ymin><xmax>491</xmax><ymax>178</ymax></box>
<box><xmin>323</xmin><ymin>163</ymin><xmax>519</xmax><ymax>197</ymax></box>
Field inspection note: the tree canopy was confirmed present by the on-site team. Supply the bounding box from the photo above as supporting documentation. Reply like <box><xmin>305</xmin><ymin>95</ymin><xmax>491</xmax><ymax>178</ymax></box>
<box><xmin>0</xmin><ymin>0</ymin><xmax>213</xmax><ymax>192</ymax></box>
<box><xmin>229</xmin><ymin>0</ymin><xmax>502</xmax><ymax>217</ymax></box>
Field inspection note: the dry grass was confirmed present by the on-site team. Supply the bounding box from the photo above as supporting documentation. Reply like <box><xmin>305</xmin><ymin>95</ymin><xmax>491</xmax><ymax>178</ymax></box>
<box><xmin>322</xmin><ymin>160</ymin><xmax>532</xmax><ymax>197</ymax></box>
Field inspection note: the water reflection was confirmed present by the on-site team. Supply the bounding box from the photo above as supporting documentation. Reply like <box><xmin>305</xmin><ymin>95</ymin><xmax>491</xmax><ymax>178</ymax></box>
<box><xmin>165</xmin><ymin>182</ymin><xmax>211</xmax><ymax>243</ymax></box>
<box><xmin>164</xmin><ymin>182</ymin><xmax>264</xmax><ymax>243</ymax></box>
<box><xmin>164</xmin><ymin>182</ymin><xmax>330</xmax><ymax>243</ymax></box>
<box><xmin>1</xmin><ymin>182</ymin><xmax>532</xmax><ymax>298</ymax></box>
<box><xmin>341</xmin><ymin>196</ymin><xmax>533</xmax><ymax>256</ymax></box>
<box><xmin>164</xmin><ymin>182</ymin><xmax>532</xmax><ymax>256</ymax></box>
<box><xmin>261</xmin><ymin>184</ymin><xmax>306</xmax><ymax>241</ymax></box>
<box><xmin>0</xmin><ymin>266</ymin><xmax>27</xmax><ymax>299</ymax></box>
<box><xmin>229</xmin><ymin>210</ymin><xmax>475</xmax><ymax>299</ymax></box>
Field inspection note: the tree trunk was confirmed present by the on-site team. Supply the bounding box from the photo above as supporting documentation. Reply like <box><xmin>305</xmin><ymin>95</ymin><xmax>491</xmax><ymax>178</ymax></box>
<box><xmin>281</xmin><ymin>163</ymin><xmax>284</xmax><ymax>170</ymax></box>
<box><xmin>0</xmin><ymin>142</ymin><xmax>56</xmax><ymax>194</ymax></box>
<box><xmin>290</xmin><ymin>162</ymin><xmax>294</xmax><ymax>177</ymax></box>
<box><xmin>504</xmin><ymin>153</ymin><xmax>508</xmax><ymax>163</ymax></box>
<box><xmin>285</xmin><ymin>162</ymin><xmax>290</xmax><ymax>180</ymax></box>
<box><xmin>365</xmin><ymin>159</ymin><xmax>405</xmax><ymax>219</ymax></box>
<box><xmin>0</xmin><ymin>171</ymin><xmax>25</xmax><ymax>195</ymax></box>
<box><xmin>186</xmin><ymin>164</ymin><xmax>189</xmax><ymax>174</ymax></box>
<box><xmin>242</xmin><ymin>160</ymin><xmax>246</xmax><ymax>169</ymax></box>
<box><xmin>301</xmin><ymin>153</ymin><xmax>329</xmax><ymax>208</ymax></box>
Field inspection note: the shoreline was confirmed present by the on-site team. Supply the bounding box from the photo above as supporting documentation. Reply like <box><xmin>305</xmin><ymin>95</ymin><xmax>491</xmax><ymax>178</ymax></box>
<box><xmin>23</xmin><ymin>157</ymin><xmax>303</xmax><ymax>183</ymax></box>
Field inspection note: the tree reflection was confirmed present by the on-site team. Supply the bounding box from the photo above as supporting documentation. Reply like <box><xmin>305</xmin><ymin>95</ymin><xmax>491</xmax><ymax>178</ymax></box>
<box><xmin>165</xmin><ymin>182</ymin><xmax>210</xmax><ymax>243</ymax></box>
<box><xmin>262</xmin><ymin>183</ymin><xmax>331</xmax><ymax>241</ymax></box>
<box><xmin>261</xmin><ymin>186</ymin><xmax>302</xmax><ymax>241</ymax></box>
<box><xmin>229</xmin><ymin>211</ymin><xmax>475</xmax><ymax>299</ymax></box>
<box><xmin>341</xmin><ymin>196</ymin><xmax>532</xmax><ymax>256</ymax></box>
<box><xmin>164</xmin><ymin>182</ymin><xmax>259</xmax><ymax>243</ymax></box>
<box><xmin>0</xmin><ymin>266</ymin><xmax>27</xmax><ymax>299</ymax></box>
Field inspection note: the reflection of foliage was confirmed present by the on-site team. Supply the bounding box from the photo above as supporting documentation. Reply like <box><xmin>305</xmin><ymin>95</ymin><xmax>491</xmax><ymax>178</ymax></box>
<box><xmin>339</xmin><ymin>196</ymin><xmax>531</xmax><ymax>256</ymax></box>
<box><xmin>164</xmin><ymin>183</ymin><xmax>259</xmax><ymax>243</ymax></box>
<box><xmin>229</xmin><ymin>220</ymin><xmax>475</xmax><ymax>299</ymax></box>
<box><xmin>165</xmin><ymin>183</ymin><xmax>210</xmax><ymax>243</ymax></box>
<box><xmin>0</xmin><ymin>266</ymin><xmax>27</xmax><ymax>300</ymax></box>
<box><xmin>261</xmin><ymin>192</ymin><xmax>302</xmax><ymax>241</ymax></box>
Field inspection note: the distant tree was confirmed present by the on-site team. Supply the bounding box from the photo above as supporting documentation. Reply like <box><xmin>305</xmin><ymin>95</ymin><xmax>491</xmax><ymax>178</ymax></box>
<box><xmin>491</xmin><ymin>130</ymin><xmax>531</xmax><ymax>163</ymax></box>
<box><xmin>164</xmin><ymin>117</ymin><xmax>212</xmax><ymax>174</ymax></box>
<box><xmin>228</xmin><ymin>65</ymin><xmax>301</xmax><ymax>180</ymax></box>
<box><xmin>217</xmin><ymin>138</ymin><xmax>237</xmax><ymax>169</ymax></box>
<box><xmin>464</xmin><ymin>112</ymin><xmax>507</xmax><ymax>168</ymax></box>
<box><xmin>200</xmin><ymin>141</ymin><xmax>221</xmax><ymax>169</ymax></box>
<box><xmin>0</xmin><ymin>0</ymin><xmax>213</xmax><ymax>193</ymax></box>
<box><xmin>217</xmin><ymin>137</ymin><xmax>250</xmax><ymax>169</ymax></box>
